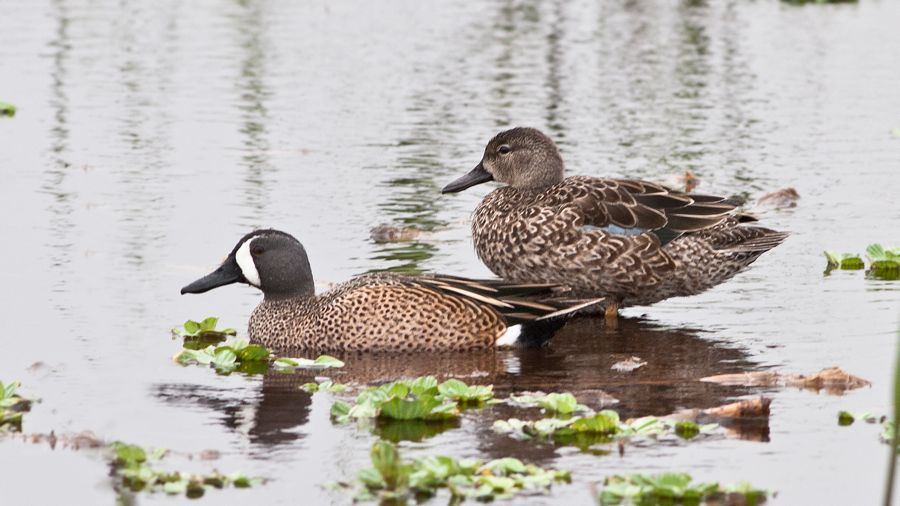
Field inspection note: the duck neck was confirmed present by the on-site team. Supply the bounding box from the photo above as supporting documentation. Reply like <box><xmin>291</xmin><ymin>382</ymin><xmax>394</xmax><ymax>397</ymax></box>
<box><xmin>514</xmin><ymin>154</ymin><xmax>564</xmax><ymax>192</ymax></box>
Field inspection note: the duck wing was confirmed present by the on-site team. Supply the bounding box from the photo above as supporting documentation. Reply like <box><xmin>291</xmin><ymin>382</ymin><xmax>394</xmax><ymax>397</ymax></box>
<box><xmin>412</xmin><ymin>275</ymin><xmax>604</xmax><ymax>324</ymax></box>
<box><xmin>557</xmin><ymin>176</ymin><xmax>741</xmax><ymax>245</ymax></box>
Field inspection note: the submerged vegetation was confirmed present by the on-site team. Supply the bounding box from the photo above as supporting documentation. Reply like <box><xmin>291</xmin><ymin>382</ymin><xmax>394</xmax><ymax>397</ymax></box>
<box><xmin>344</xmin><ymin>440</ymin><xmax>570</xmax><ymax>503</ymax></box>
<box><xmin>0</xmin><ymin>381</ymin><xmax>31</xmax><ymax>432</ymax></box>
<box><xmin>594</xmin><ymin>473</ymin><xmax>769</xmax><ymax>505</ymax></box>
<box><xmin>111</xmin><ymin>441</ymin><xmax>258</xmax><ymax>498</ymax></box>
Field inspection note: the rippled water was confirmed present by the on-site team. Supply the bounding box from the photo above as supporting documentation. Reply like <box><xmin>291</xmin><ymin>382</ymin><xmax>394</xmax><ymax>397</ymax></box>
<box><xmin>1</xmin><ymin>0</ymin><xmax>899</xmax><ymax>504</ymax></box>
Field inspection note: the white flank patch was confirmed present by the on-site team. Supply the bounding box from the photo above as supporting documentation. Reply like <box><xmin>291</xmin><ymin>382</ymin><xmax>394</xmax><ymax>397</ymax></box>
<box><xmin>495</xmin><ymin>324</ymin><xmax>521</xmax><ymax>347</ymax></box>
<box><xmin>235</xmin><ymin>237</ymin><xmax>261</xmax><ymax>287</ymax></box>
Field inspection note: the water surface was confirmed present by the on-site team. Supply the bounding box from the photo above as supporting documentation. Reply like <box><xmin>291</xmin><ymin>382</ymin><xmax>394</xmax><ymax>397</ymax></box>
<box><xmin>1</xmin><ymin>0</ymin><xmax>899</xmax><ymax>504</ymax></box>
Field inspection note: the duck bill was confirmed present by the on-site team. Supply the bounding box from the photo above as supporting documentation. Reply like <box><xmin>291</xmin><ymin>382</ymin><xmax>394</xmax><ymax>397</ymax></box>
<box><xmin>441</xmin><ymin>162</ymin><xmax>494</xmax><ymax>194</ymax></box>
<box><xmin>181</xmin><ymin>260</ymin><xmax>243</xmax><ymax>294</ymax></box>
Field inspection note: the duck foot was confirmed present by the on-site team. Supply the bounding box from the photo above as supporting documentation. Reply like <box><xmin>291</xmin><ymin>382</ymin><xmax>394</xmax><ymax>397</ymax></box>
<box><xmin>604</xmin><ymin>303</ymin><xmax>619</xmax><ymax>329</ymax></box>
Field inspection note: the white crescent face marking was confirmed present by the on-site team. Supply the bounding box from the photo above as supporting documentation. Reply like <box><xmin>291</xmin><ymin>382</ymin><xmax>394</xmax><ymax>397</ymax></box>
<box><xmin>495</xmin><ymin>324</ymin><xmax>521</xmax><ymax>347</ymax></box>
<box><xmin>235</xmin><ymin>237</ymin><xmax>261</xmax><ymax>287</ymax></box>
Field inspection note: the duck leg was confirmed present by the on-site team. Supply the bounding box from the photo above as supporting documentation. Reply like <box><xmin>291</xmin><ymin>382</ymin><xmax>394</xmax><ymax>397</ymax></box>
<box><xmin>604</xmin><ymin>301</ymin><xmax>619</xmax><ymax>328</ymax></box>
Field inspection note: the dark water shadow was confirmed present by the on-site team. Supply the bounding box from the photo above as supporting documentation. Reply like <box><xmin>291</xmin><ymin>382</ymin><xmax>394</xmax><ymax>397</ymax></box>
<box><xmin>153</xmin><ymin>374</ymin><xmax>313</xmax><ymax>451</ymax></box>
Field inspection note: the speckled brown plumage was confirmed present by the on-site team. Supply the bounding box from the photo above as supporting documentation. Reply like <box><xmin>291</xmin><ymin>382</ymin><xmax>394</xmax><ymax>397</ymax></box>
<box><xmin>248</xmin><ymin>274</ymin><xmax>578</xmax><ymax>352</ymax></box>
<box><xmin>444</xmin><ymin>128</ymin><xmax>788</xmax><ymax>308</ymax></box>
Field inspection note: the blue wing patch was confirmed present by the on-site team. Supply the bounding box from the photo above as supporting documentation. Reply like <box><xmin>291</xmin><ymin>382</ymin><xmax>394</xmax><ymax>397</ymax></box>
<box><xmin>581</xmin><ymin>224</ymin><xmax>647</xmax><ymax>236</ymax></box>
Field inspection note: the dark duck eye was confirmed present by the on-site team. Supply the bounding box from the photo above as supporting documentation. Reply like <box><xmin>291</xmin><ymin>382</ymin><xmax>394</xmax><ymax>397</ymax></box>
<box><xmin>498</xmin><ymin>145</ymin><xmax>511</xmax><ymax>155</ymax></box>
<box><xmin>250</xmin><ymin>245</ymin><xmax>265</xmax><ymax>256</ymax></box>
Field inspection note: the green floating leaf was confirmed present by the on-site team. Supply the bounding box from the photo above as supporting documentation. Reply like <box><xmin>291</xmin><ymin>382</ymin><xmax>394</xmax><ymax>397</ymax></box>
<box><xmin>508</xmin><ymin>391</ymin><xmax>590</xmax><ymax>414</ymax></box>
<box><xmin>838</xmin><ymin>411</ymin><xmax>855</xmax><ymax>426</ymax></box>
<box><xmin>0</xmin><ymin>101</ymin><xmax>16</xmax><ymax>117</ymax></box>
<box><xmin>0</xmin><ymin>381</ymin><xmax>31</xmax><ymax>432</ymax></box>
<box><xmin>674</xmin><ymin>420</ymin><xmax>700</xmax><ymax>439</ymax></box>
<box><xmin>348</xmin><ymin>441</ymin><xmax>568</xmax><ymax>502</ymax></box>
<box><xmin>437</xmin><ymin>379</ymin><xmax>493</xmax><ymax>403</ymax></box>
<box><xmin>328</xmin><ymin>376</ymin><xmax>493</xmax><ymax>434</ymax></box>
<box><xmin>273</xmin><ymin>355</ymin><xmax>345</xmax><ymax>370</ymax></box>
<box><xmin>597</xmin><ymin>473</ymin><xmax>769</xmax><ymax>505</ymax></box>
<box><xmin>236</xmin><ymin>344</ymin><xmax>270</xmax><ymax>362</ymax></box>
<box><xmin>183</xmin><ymin>320</ymin><xmax>201</xmax><ymax>335</ymax></box>
<box><xmin>173</xmin><ymin>317</ymin><xmax>238</xmax><ymax>338</ymax></box>
<box><xmin>824</xmin><ymin>251</ymin><xmax>865</xmax><ymax>270</ymax></box>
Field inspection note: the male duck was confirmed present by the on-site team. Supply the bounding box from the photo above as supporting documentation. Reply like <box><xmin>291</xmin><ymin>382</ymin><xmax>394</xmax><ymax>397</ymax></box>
<box><xmin>442</xmin><ymin>127</ymin><xmax>788</xmax><ymax>318</ymax></box>
<box><xmin>181</xmin><ymin>229</ymin><xmax>600</xmax><ymax>352</ymax></box>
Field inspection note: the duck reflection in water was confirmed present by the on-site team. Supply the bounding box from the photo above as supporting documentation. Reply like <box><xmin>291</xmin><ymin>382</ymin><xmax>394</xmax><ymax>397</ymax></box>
<box><xmin>154</xmin><ymin>317</ymin><xmax>769</xmax><ymax>452</ymax></box>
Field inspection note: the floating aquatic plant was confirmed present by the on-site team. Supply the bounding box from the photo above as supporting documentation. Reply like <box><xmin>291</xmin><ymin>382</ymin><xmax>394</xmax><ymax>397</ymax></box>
<box><xmin>273</xmin><ymin>355</ymin><xmax>345</xmax><ymax>370</ymax></box>
<box><xmin>866</xmin><ymin>244</ymin><xmax>900</xmax><ymax>280</ymax></box>
<box><xmin>300</xmin><ymin>379</ymin><xmax>348</xmax><ymax>394</ymax></box>
<box><xmin>493</xmin><ymin>411</ymin><xmax>718</xmax><ymax>451</ymax></box>
<box><xmin>174</xmin><ymin>332</ymin><xmax>344</xmax><ymax>375</ymax></box>
<box><xmin>823</xmin><ymin>246</ymin><xmax>900</xmax><ymax>279</ymax></box>
<box><xmin>174</xmin><ymin>338</ymin><xmax>271</xmax><ymax>374</ymax></box>
<box><xmin>172</xmin><ymin>317</ymin><xmax>237</xmax><ymax>339</ymax></box>
<box><xmin>837</xmin><ymin>410</ymin><xmax>877</xmax><ymax>426</ymax></box>
<box><xmin>330</xmin><ymin>376</ymin><xmax>494</xmax><ymax>425</ymax></box>
<box><xmin>824</xmin><ymin>251</ymin><xmax>864</xmax><ymax>271</ymax></box>
<box><xmin>110</xmin><ymin>441</ymin><xmax>259</xmax><ymax>498</ymax></box>
<box><xmin>507</xmin><ymin>391</ymin><xmax>590</xmax><ymax>414</ymax></box>
<box><xmin>172</xmin><ymin>317</ymin><xmax>237</xmax><ymax>350</ymax></box>
<box><xmin>0</xmin><ymin>380</ymin><xmax>31</xmax><ymax>432</ymax></box>
<box><xmin>595</xmin><ymin>473</ymin><xmax>769</xmax><ymax>505</ymax></box>
<box><xmin>0</xmin><ymin>101</ymin><xmax>15</xmax><ymax>117</ymax></box>
<box><xmin>344</xmin><ymin>441</ymin><xmax>570</xmax><ymax>503</ymax></box>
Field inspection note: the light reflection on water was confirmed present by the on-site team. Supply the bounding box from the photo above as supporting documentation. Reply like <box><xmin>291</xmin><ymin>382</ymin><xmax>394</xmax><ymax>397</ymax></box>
<box><xmin>0</xmin><ymin>0</ymin><xmax>898</xmax><ymax>504</ymax></box>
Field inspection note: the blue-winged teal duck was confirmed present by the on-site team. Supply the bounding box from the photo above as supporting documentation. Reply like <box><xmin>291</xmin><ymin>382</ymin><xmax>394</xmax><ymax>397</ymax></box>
<box><xmin>442</xmin><ymin>127</ymin><xmax>788</xmax><ymax>318</ymax></box>
<box><xmin>181</xmin><ymin>229</ymin><xmax>601</xmax><ymax>352</ymax></box>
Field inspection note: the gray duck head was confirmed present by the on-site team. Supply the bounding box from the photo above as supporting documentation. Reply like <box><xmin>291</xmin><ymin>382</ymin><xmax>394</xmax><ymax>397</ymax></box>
<box><xmin>442</xmin><ymin>127</ymin><xmax>565</xmax><ymax>194</ymax></box>
<box><xmin>180</xmin><ymin>229</ymin><xmax>315</xmax><ymax>301</ymax></box>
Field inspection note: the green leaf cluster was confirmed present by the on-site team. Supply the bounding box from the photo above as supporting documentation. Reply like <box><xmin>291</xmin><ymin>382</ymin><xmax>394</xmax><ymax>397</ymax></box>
<box><xmin>867</xmin><ymin>244</ymin><xmax>900</xmax><ymax>280</ymax></box>
<box><xmin>175</xmin><ymin>338</ymin><xmax>271</xmax><ymax>374</ymax></box>
<box><xmin>494</xmin><ymin>412</ymin><xmax>717</xmax><ymax>450</ymax></box>
<box><xmin>507</xmin><ymin>391</ymin><xmax>590</xmax><ymax>414</ymax></box>
<box><xmin>110</xmin><ymin>441</ymin><xmax>258</xmax><ymax>498</ymax></box>
<box><xmin>354</xmin><ymin>441</ymin><xmax>570</xmax><ymax>502</ymax></box>
<box><xmin>0</xmin><ymin>380</ymin><xmax>31</xmax><ymax>432</ymax></box>
<box><xmin>331</xmin><ymin>376</ymin><xmax>493</xmax><ymax>424</ymax></box>
<box><xmin>300</xmin><ymin>379</ymin><xmax>348</xmax><ymax>394</ymax></box>
<box><xmin>824</xmin><ymin>245</ymin><xmax>900</xmax><ymax>279</ymax></box>
<box><xmin>596</xmin><ymin>473</ymin><xmax>768</xmax><ymax>505</ymax></box>
<box><xmin>824</xmin><ymin>251</ymin><xmax>864</xmax><ymax>270</ymax></box>
<box><xmin>172</xmin><ymin>317</ymin><xmax>237</xmax><ymax>339</ymax></box>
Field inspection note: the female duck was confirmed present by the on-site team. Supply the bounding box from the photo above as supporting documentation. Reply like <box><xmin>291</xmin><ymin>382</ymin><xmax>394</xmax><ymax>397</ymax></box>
<box><xmin>442</xmin><ymin>127</ymin><xmax>787</xmax><ymax>317</ymax></box>
<box><xmin>181</xmin><ymin>229</ymin><xmax>597</xmax><ymax>351</ymax></box>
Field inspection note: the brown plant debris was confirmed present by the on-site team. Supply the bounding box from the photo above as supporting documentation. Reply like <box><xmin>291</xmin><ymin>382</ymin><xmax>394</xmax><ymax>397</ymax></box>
<box><xmin>700</xmin><ymin>367</ymin><xmax>870</xmax><ymax>394</ymax></box>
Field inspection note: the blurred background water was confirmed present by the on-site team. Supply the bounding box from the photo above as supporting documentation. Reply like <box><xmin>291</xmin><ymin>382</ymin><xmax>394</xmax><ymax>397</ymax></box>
<box><xmin>0</xmin><ymin>0</ymin><xmax>898</xmax><ymax>504</ymax></box>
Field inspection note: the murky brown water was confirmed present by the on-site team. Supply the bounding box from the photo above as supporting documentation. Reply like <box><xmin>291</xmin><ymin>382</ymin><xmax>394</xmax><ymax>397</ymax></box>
<box><xmin>2</xmin><ymin>0</ymin><xmax>899</xmax><ymax>504</ymax></box>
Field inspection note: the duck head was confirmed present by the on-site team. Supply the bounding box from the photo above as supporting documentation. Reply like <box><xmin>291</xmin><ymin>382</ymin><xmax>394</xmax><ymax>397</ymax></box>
<box><xmin>442</xmin><ymin>127</ymin><xmax>565</xmax><ymax>194</ymax></box>
<box><xmin>181</xmin><ymin>229</ymin><xmax>315</xmax><ymax>300</ymax></box>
